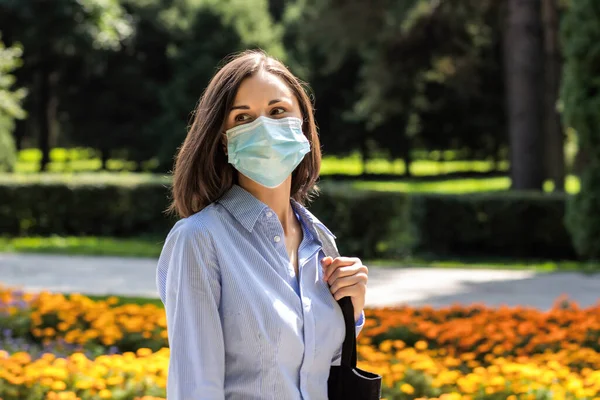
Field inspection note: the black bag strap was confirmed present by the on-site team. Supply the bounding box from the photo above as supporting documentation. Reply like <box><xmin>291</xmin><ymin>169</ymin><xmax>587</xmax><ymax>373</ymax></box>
<box><xmin>314</xmin><ymin>224</ymin><xmax>357</xmax><ymax>368</ymax></box>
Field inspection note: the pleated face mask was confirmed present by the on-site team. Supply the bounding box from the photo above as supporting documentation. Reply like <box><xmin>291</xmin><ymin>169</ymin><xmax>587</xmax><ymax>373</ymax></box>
<box><xmin>225</xmin><ymin>116</ymin><xmax>310</xmax><ymax>188</ymax></box>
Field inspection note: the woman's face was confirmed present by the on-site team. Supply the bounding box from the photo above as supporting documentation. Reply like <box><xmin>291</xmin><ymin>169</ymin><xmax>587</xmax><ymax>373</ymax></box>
<box><xmin>224</xmin><ymin>69</ymin><xmax>302</xmax><ymax>131</ymax></box>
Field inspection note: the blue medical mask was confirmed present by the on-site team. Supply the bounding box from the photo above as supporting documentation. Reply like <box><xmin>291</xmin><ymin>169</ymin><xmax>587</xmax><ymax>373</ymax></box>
<box><xmin>225</xmin><ymin>116</ymin><xmax>310</xmax><ymax>188</ymax></box>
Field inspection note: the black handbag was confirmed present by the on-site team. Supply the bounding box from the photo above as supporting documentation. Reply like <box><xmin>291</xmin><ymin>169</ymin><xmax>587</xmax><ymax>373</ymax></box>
<box><xmin>315</xmin><ymin>225</ymin><xmax>382</xmax><ymax>400</ymax></box>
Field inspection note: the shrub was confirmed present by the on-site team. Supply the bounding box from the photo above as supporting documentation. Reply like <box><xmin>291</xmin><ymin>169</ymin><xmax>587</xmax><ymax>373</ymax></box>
<box><xmin>0</xmin><ymin>177</ymin><xmax>176</xmax><ymax>237</ymax></box>
<box><xmin>409</xmin><ymin>192</ymin><xmax>575</xmax><ymax>259</ymax></box>
<box><xmin>0</xmin><ymin>175</ymin><xmax>577</xmax><ymax>259</ymax></box>
<box><xmin>561</xmin><ymin>0</ymin><xmax>600</xmax><ymax>259</ymax></box>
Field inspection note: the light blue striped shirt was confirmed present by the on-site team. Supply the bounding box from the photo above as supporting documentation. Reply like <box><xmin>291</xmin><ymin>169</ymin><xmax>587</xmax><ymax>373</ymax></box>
<box><xmin>156</xmin><ymin>184</ymin><xmax>365</xmax><ymax>400</ymax></box>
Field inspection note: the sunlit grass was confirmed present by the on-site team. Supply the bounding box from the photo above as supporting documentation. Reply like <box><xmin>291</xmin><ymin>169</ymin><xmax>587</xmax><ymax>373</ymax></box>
<box><xmin>320</xmin><ymin>153</ymin><xmax>510</xmax><ymax>176</ymax></box>
<box><xmin>0</xmin><ymin>172</ymin><xmax>170</xmax><ymax>185</ymax></box>
<box><xmin>15</xmin><ymin>147</ymin><xmax>158</xmax><ymax>173</ymax></box>
<box><xmin>1</xmin><ymin>235</ymin><xmax>594</xmax><ymax>273</ymax></box>
<box><xmin>320</xmin><ymin>174</ymin><xmax>580</xmax><ymax>194</ymax></box>
<box><xmin>0</xmin><ymin>236</ymin><xmax>164</xmax><ymax>258</ymax></box>
<box><xmin>2</xmin><ymin>171</ymin><xmax>581</xmax><ymax>194</ymax></box>
<box><xmin>12</xmin><ymin>148</ymin><xmax>581</xmax><ymax>193</ymax></box>
<box><xmin>17</xmin><ymin>147</ymin><xmax>511</xmax><ymax>176</ymax></box>
<box><xmin>368</xmin><ymin>257</ymin><xmax>597</xmax><ymax>273</ymax></box>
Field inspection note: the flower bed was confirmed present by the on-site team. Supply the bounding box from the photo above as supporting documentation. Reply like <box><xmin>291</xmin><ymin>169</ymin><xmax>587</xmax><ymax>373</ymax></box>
<box><xmin>1</xmin><ymin>286</ymin><xmax>600</xmax><ymax>400</ymax></box>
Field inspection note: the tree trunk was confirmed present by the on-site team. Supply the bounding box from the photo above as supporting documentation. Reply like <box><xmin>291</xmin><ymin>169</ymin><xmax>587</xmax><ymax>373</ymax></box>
<box><xmin>100</xmin><ymin>148</ymin><xmax>110</xmax><ymax>170</ymax></box>
<box><xmin>360</xmin><ymin>129</ymin><xmax>369</xmax><ymax>176</ymax></box>
<box><xmin>504</xmin><ymin>0</ymin><xmax>545</xmax><ymax>190</ymax></box>
<box><xmin>402</xmin><ymin>136</ymin><xmax>412</xmax><ymax>178</ymax></box>
<box><xmin>541</xmin><ymin>0</ymin><xmax>565</xmax><ymax>191</ymax></box>
<box><xmin>37</xmin><ymin>64</ymin><xmax>51</xmax><ymax>172</ymax></box>
<box><xmin>14</xmin><ymin>118</ymin><xmax>25</xmax><ymax>151</ymax></box>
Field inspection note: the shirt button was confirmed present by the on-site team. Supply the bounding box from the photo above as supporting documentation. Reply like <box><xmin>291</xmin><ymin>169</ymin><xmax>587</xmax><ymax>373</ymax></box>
<box><xmin>266</xmin><ymin>211</ymin><xmax>273</xmax><ymax>218</ymax></box>
<box><xmin>274</xmin><ymin>235</ymin><xmax>281</xmax><ymax>243</ymax></box>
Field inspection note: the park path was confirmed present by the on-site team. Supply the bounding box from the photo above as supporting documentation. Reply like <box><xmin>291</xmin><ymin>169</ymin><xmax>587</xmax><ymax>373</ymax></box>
<box><xmin>1</xmin><ymin>253</ymin><xmax>599</xmax><ymax>310</ymax></box>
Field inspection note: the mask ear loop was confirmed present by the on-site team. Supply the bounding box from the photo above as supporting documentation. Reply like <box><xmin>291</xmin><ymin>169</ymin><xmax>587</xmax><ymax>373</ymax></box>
<box><xmin>221</xmin><ymin>132</ymin><xmax>228</xmax><ymax>157</ymax></box>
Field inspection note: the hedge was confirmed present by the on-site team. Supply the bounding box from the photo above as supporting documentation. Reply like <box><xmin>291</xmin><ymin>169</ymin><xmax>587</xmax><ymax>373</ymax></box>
<box><xmin>408</xmin><ymin>192</ymin><xmax>574</xmax><ymax>259</ymax></box>
<box><xmin>0</xmin><ymin>178</ymin><xmax>576</xmax><ymax>259</ymax></box>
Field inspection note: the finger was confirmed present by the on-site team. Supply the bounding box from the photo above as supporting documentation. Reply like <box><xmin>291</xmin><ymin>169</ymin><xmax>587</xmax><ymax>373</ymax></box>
<box><xmin>320</xmin><ymin>256</ymin><xmax>334</xmax><ymax>268</ymax></box>
<box><xmin>329</xmin><ymin>273</ymin><xmax>368</xmax><ymax>294</ymax></box>
<box><xmin>332</xmin><ymin>282</ymin><xmax>366</xmax><ymax>301</ymax></box>
<box><xmin>324</xmin><ymin>257</ymin><xmax>360</xmax><ymax>281</ymax></box>
<box><xmin>328</xmin><ymin>264</ymin><xmax>368</xmax><ymax>285</ymax></box>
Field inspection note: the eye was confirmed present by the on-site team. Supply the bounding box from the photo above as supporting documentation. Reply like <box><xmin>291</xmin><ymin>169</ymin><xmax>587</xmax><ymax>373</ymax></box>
<box><xmin>271</xmin><ymin>107</ymin><xmax>286</xmax><ymax>116</ymax></box>
<box><xmin>234</xmin><ymin>113</ymin><xmax>251</xmax><ymax>123</ymax></box>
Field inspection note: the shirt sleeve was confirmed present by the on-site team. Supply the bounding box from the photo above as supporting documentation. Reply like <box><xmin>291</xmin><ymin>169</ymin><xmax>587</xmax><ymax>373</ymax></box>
<box><xmin>156</xmin><ymin>219</ymin><xmax>225</xmax><ymax>400</ymax></box>
<box><xmin>355</xmin><ymin>310</ymin><xmax>365</xmax><ymax>336</ymax></box>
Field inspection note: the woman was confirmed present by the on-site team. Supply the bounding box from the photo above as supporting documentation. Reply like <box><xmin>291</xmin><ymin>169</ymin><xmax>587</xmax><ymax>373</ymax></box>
<box><xmin>156</xmin><ymin>49</ymin><xmax>369</xmax><ymax>400</ymax></box>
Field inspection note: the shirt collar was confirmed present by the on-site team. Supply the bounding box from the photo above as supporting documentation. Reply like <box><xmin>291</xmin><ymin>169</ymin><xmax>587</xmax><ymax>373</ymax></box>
<box><xmin>217</xmin><ymin>185</ymin><xmax>269</xmax><ymax>232</ymax></box>
<box><xmin>217</xmin><ymin>185</ymin><xmax>337</xmax><ymax>242</ymax></box>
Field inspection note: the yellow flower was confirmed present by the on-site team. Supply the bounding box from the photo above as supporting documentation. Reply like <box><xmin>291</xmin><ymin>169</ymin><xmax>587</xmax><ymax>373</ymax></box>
<box><xmin>137</xmin><ymin>348</ymin><xmax>153</xmax><ymax>357</ymax></box>
<box><xmin>415</xmin><ymin>340</ymin><xmax>428</xmax><ymax>351</ymax></box>
<box><xmin>51</xmin><ymin>380</ymin><xmax>67</xmax><ymax>391</ymax></box>
<box><xmin>400</xmin><ymin>383</ymin><xmax>415</xmax><ymax>394</ymax></box>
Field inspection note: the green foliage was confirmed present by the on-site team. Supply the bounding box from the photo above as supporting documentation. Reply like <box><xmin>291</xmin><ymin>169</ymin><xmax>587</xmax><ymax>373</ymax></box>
<box><xmin>0</xmin><ymin>0</ymin><xmax>134</xmax><ymax>170</ymax></box>
<box><xmin>410</xmin><ymin>192</ymin><xmax>575</xmax><ymax>259</ymax></box>
<box><xmin>0</xmin><ymin>177</ymin><xmax>175</xmax><ymax>237</ymax></box>
<box><xmin>152</xmin><ymin>0</ymin><xmax>285</xmax><ymax>171</ymax></box>
<box><xmin>0</xmin><ymin>37</ymin><xmax>26</xmax><ymax>172</ymax></box>
<box><xmin>288</xmin><ymin>0</ymin><xmax>508</xmax><ymax>162</ymax></box>
<box><xmin>0</xmin><ymin>176</ymin><xmax>576</xmax><ymax>260</ymax></box>
<box><xmin>561</xmin><ymin>0</ymin><xmax>600</xmax><ymax>259</ymax></box>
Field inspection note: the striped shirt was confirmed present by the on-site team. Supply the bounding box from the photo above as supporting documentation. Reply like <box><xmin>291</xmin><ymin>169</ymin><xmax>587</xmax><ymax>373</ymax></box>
<box><xmin>156</xmin><ymin>184</ymin><xmax>365</xmax><ymax>400</ymax></box>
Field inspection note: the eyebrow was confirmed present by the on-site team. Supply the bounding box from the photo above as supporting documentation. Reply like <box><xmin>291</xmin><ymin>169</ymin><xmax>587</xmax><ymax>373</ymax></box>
<box><xmin>230</xmin><ymin>99</ymin><xmax>286</xmax><ymax>111</ymax></box>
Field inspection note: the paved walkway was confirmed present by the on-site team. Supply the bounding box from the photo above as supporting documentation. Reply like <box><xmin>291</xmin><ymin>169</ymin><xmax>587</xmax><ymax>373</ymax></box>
<box><xmin>1</xmin><ymin>253</ymin><xmax>599</xmax><ymax>310</ymax></box>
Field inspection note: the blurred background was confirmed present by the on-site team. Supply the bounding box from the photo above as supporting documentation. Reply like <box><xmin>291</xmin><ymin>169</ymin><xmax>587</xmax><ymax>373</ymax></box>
<box><xmin>1</xmin><ymin>0</ymin><xmax>598</xmax><ymax>268</ymax></box>
<box><xmin>2</xmin><ymin>2</ymin><xmax>600</xmax><ymax>400</ymax></box>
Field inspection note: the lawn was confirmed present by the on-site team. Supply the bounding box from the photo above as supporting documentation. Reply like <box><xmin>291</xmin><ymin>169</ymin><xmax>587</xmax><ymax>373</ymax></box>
<box><xmin>0</xmin><ymin>235</ymin><xmax>595</xmax><ymax>273</ymax></box>
<box><xmin>15</xmin><ymin>147</ymin><xmax>509</xmax><ymax>176</ymax></box>
<box><xmin>0</xmin><ymin>236</ymin><xmax>164</xmax><ymax>258</ymax></box>
<box><xmin>2</xmin><ymin>285</ymin><xmax>600</xmax><ymax>399</ymax></box>
<box><xmin>8</xmin><ymin>147</ymin><xmax>581</xmax><ymax>194</ymax></box>
<box><xmin>342</xmin><ymin>174</ymin><xmax>580</xmax><ymax>194</ymax></box>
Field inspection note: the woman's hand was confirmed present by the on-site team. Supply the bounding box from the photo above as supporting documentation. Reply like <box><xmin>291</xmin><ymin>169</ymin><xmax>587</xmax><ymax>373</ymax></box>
<box><xmin>321</xmin><ymin>256</ymin><xmax>368</xmax><ymax>322</ymax></box>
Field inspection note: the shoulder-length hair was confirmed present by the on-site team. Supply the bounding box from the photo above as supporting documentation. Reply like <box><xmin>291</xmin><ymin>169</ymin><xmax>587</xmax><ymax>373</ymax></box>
<box><xmin>168</xmin><ymin>49</ymin><xmax>322</xmax><ymax>218</ymax></box>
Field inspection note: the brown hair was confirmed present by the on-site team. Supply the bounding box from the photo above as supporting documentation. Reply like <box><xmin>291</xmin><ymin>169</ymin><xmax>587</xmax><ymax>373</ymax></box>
<box><xmin>168</xmin><ymin>49</ymin><xmax>321</xmax><ymax>218</ymax></box>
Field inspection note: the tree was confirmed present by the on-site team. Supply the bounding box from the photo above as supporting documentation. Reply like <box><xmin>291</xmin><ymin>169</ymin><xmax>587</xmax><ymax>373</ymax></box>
<box><xmin>64</xmin><ymin>0</ymin><xmax>171</xmax><ymax>170</ymax></box>
<box><xmin>290</xmin><ymin>0</ymin><xmax>510</xmax><ymax>174</ymax></box>
<box><xmin>0</xmin><ymin>37</ymin><xmax>26</xmax><ymax>172</ymax></box>
<box><xmin>562</xmin><ymin>0</ymin><xmax>600</xmax><ymax>259</ymax></box>
<box><xmin>415</xmin><ymin>1</ymin><xmax>508</xmax><ymax>167</ymax></box>
<box><xmin>153</xmin><ymin>0</ymin><xmax>285</xmax><ymax>171</ymax></box>
<box><xmin>504</xmin><ymin>0</ymin><xmax>545</xmax><ymax>190</ymax></box>
<box><xmin>0</xmin><ymin>0</ymin><xmax>132</xmax><ymax>171</ymax></box>
<box><xmin>542</xmin><ymin>0</ymin><xmax>565</xmax><ymax>191</ymax></box>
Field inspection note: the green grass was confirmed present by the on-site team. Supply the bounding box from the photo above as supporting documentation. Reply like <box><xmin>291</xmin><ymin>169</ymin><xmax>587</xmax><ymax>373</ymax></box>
<box><xmin>9</xmin><ymin>147</ymin><xmax>581</xmax><ymax>194</ymax></box>
<box><xmin>1</xmin><ymin>235</ymin><xmax>595</xmax><ymax>273</ymax></box>
<box><xmin>16</xmin><ymin>147</ymin><xmax>509</xmax><ymax>176</ymax></box>
<box><xmin>368</xmin><ymin>257</ymin><xmax>597</xmax><ymax>273</ymax></box>
<box><xmin>320</xmin><ymin>154</ymin><xmax>510</xmax><ymax>176</ymax></box>
<box><xmin>15</xmin><ymin>148</ymin><xmax>158</xmax><ymax>173</ymax></box>
<box><xmin>320</xmin><ymin>175</ymin><xmax>580</xmax><ymax>194</ymax></box>
<box><xmin>0</xmin><ymin>171</ymin><xmax>582</xmax><ymax>194</ymax></box>
<box><xmin>0</xmin><ymin>172</ymin><xmax>170</xmax><ymax>185</ymax></box>
<box><xmin>0</xmin><ymin>236</ymin><xmax>164</xmax><ymax>258</ymax></box>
